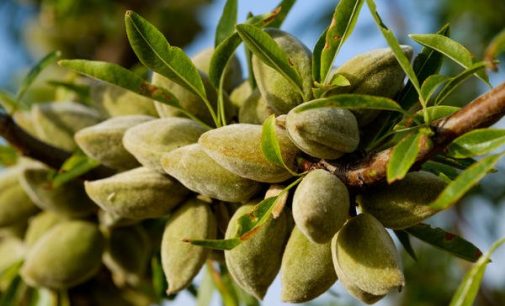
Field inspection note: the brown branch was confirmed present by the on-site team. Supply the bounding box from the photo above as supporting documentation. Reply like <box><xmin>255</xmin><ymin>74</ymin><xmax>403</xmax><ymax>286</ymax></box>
<box><xmin>0</xmin><ymin>111</ymin><xmax>114</xmax><ymax>180</ymax></box>
<box><xmin>302</xmin><ymin>82</ymin><xmax>505</xmax><ymax>189</ymax></box>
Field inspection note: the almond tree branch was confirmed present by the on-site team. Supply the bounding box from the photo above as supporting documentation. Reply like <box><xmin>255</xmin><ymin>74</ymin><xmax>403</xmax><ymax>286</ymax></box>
<box><xmin>302</xmin><ymin>82</ymin><xmax>505</xmax><ymax>189</ymax></box>
<box><xmin>0</xmin><ymin>111</ymin><xmax>114</xmax><ymax>179</ymax></box>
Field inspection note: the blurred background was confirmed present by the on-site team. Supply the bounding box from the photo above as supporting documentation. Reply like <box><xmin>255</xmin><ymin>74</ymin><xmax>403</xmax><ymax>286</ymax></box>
<box><xmin>0</xmin><ymin>0</ymin><xmax>504</xmax><ymax>305</ymax></box>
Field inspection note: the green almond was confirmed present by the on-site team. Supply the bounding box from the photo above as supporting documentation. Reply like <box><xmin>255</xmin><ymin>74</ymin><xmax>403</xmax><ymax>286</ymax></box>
<box><xmin>31</xmin><ymin>101</ymin><xmax>103</xmax><ymax>151</ymax></box>
<box><xmin>161</xmin><ymin>144</ymin><xmax>261</xmax><ymax>203</ymax></box>
<box><xmin>225</xmin><ymin>203</ymin><xmax>291</xmax><ymax>300</ymax></box>
<box><xmin>21</xmin><ymin>220</ymin><xmax>104</xmax><ymax>289</ymax></box>
<box><xmin>24</xmin><ymin>211</ymin><xmax>67</xmax><ymax>247</ymax></box>
<box><xmin>123</xmin><ymin>117</ymin><xmax>209</xmax><ymax>173</ymax></box>
<box><xmin>359</xmin><ymin>171</ymin><xmax>447</xmax><ymax>229</ymax></box>
<box><xmin>199</xmin><ymin>123</ymin><xmax>300</xmax><ymax>183</ymax></box>
<box><xmin>91</xmin><ymin>83</ymin><xmax>159</xmax><ymax>117</ymax></box>
<box><xmin>293</xmin><ymin>169</ymin><xmax>350</xmax><ymax>243</ymax></box>
<box><xmin>85</xmin><ymin>167</ymin><xmax>189</xmax><ymax>219</ymax></box>
<box><xmin>75</xmin><ymin>115</ymin><xmax>154</xmax><ymax>170</ymax></box>
<box><xmin>161</xmin><ymin>198</ymin><xmax>217</xmax><ymax>294</ymax></box>
<box><xmin>281</xmin><ymin>227</ymin><xmax>337</xmax><ymax>303</ymax></box>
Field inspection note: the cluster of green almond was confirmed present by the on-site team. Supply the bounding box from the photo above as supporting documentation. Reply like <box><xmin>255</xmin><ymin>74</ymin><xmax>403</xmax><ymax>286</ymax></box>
<box><xmin>0</xmin><ymin>28</ymin><xmax>449</xmax><ymax>305</ymax></box>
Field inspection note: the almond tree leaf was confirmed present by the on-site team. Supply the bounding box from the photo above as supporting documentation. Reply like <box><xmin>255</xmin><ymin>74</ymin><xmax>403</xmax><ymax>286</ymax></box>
<box><xmin>484</xmin><ymin>28</ymin><xmax>505</xmax><ymax>71</ymax></box>
<box><xmin>394</xmin><ymin>230</ymin><xmax>417</xmax><ymax>261</ymax></box>
<box><xmin>430</xmin><ymin>153</ymin><xmax>505</xmax><ymax>210</ymax></box>
<box><xmin>187</xmin><ymin>238</ymin><xmax>241</xmax><ymax>251</ymax></box>
<box><xmin>414</xmin><ymin>105</ymin><xmax>460</xmax><ymax>123</ymax></box>
<box><xmin>421</xmin><ymin>160</ymin><xmax>460</xmax><ymax>180</ymax></box>
<box><xmin>406</xmin><ymin>224</ymin><xmax>483</xmax><ymax>262</ymax></box>
<box><xmin>236</xmin><ymin>24</ymin><xmax>304</xmax><ymax>95</ymax></box>
<box><xmin>449</xmin><ymin>237</ymin><xmax>505</xmax><ymax>306</ymax></box>
<box><xmin>17</xmin><ymin>50</ymin><xmax>61</xmax><ymax>103</ymax></box>
<box><xmin>150</xmin><ymin>256</ymin><xmax>168</xmax><ymax>302</ymax></box>
<box><xmin>261</xmin><ymin>114</ymin><xmax>297</xmax><ymax>175</ymax></box>
<box><xmin>435</xmin><ymin>62</ymin><xmax>488</xmax><ymax>105</ymax></box>
<box><xmin>125</xmin><ymin>11</ymin><xmax>207</xmax><ymax>101</ymax></box>
<box><xmin>409</xmin><ymin>33</ymin><xmax>490</xmax><ymax>85</ymax></box>
<box><xmin>51</xmin><ymin>151</ymin><xmax>100</xmax><ymax>188</ymax></box>
<box><xmin>215</xmin><ymin>0</ymin><xmax>238</xmax><ymax>47</ymax></box>
<box><xmin>447</xmin><ymin>129</ymin><xmax>505</xmax><ymax>159</ymax></box>
<box><xmin>267</xmin><ymin>0</ymin><xmax>296</xmax><ymax>29</ymax></box>
<box><xmin>398</xmin><ymin>24</ymin><xmax>449</xmax><ymax>110</ymax></box>
<box><xmin>58</xmin><ymin>60</ymin><xmax>209</xmax><ymax>128</ymax></box>
<box><xmin>366</xmin><ymin>0</ymin><xmax>422</xmax><ymax>103</ymax></box>
<box><xmin>295</xmin><ymin>94</ymin><xmax>406</xmax><ymax>114</ymax></box>
<box><xmin>0</xmin><ymin>91</ymin><xmax>18</xmax><ymax>113</ymax></box>
<box><xmin>420</xmin><ymin>74</ymin><xmax>450</xmax><ymax>103</ymax></box>
<box><xmin>319</xmin><ymin>0</ymin><xmax>364</xmax><ymax>83</ymax></box>
<box><xmin>312</xmin><ymin>28</ymin><xmax>327</xmax><ymax>84</ymax></box>
<box><xmin>387</xmin><ymin>130</ymin><xmax>426</xmax><ymax>183</ymax></box>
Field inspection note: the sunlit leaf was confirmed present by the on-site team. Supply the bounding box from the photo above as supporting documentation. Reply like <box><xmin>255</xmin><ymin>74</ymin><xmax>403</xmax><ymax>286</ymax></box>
<box><xmin>420</xmin><ymin>74</ymin><xmax>450</xmax><ymax>103</ymax></box>
<box><xmin>449</xmin><ymin>237</ymin><xmax>505</xmax><ymax>306</ymax></box>
<box><xmin>387</xmin><ymin>130</ymin><xmax>426</xmax><ymax>183</ymax></box>
<box><xmin>125</xmin><ymin>11</ymin><xmax>211</xmax><ymax>111</ymax></box>
<box><xmin>51</xmin><ymin>151</ymin><xmax>100</xmax><ymax>188</ymax></box>
<box><xmin>406</xmin><ymin>224</ymin><xmax>482</xmax><ymax>262</ymax></box>
<box><xmin>398</xmin><ymin>24</ymin><xmax>449</xmax><ymax>110</ymax></box>
<box><xmin>267</xmin><ymin>0</ymin><xmax>296</xmax><ymax>29</ymax></box>
<box><xmin>409</xmin><ymin>33</ymin><xmax>490</xmax><ymax>85</ymax></box>
<box><xmin>17</xmin><ymin>51</ymin><xmax>61</xmax><ymax>103</ymax></box>
<box><xmin>294</xmin><ymin>94</ymin><xmax>406</xmax><ymax>114</ymax></box>
<box><xmin>447</xmin><ymin>129</ymin><xmax>505</xmax><ymax>159</ymax></box>
<box><xmin>0</xmin><ymin>91</ymin><xmax>17</xmax><ymax>113</ymax></box>
<box><xmin>430</xmin><ymin>153</ymin><xmax>505</xmax><ymax>210</ymax></box>
<box><xmin>312</xmin><ymin>29</ymin><xmax>327</xmax><ymax>84</ymax></box>
<box><xmin>414</xmin><ymin>105</ymin><xmax>460</xmax><ymax>123</ymax></box>
<box><xmin>261</xmin><ymin>115</ymin><xmax>297</xmax><ymax>175</ymax></box>
<box><xmin>435</xmin><ymin>62</ymin><xmax>488</xmax><ymax>105</ymax></box>
<box><xmin>187</xmin><ymin>238</ymin><xmax>241</xmax><ymax>251</ymax></box>
<box><xmin>366</xmin><ymin>0</ymin><xmax>422</xmax><ymax>104</ymax></box>
<box><xmin>319</xmin><ymin>0</ymin><xmax>364</xmax><ymax>83</ymax></box>
<box><xmin>236</xmin><ymin>24</ymin><xmax>304</xmax><ymax>95</ymax></box>
<box><xmin>215</xmin><ymin>0</ymin><xmax>238</xmax><ymax>47</ymax></box>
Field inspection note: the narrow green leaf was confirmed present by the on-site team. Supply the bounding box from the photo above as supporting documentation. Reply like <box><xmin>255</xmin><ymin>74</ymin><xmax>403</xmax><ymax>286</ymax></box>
<box><xmin>447</xmin><ymin>129</ymin><xmax>505</xmax><ymax>159</ymax></box>
<box><xmin>295</xmin><ymin>94</ymin><xmax>406</xmax><ymax>114</ymax></box>
<box><xmin>47</xmin><ymin>80</ymin><xmax>91</xmax><ymax>105</ymax></box>
<box><xmin>267</xmin><ymin>0</ymin><xmax>296</xmax><ymax>29</ymax></box>
<box><xmin>366</xmin><ymin>0</ymin><xmax>422</xmax><ymax>103</ymax></box>
<box><xmin>197</xmin><ymin>268</ymin><xmax>215</xmax><ymax>306</ymax></box>
<box><xmin>420</xmin><ymin>74</ymin><xmax>450</xmax><ymax>103</ymax></box>
<box><xmin>387</xmin><ymin>130</ymin><xmax>425</xmax><ymax>183</ymax></box>
<box><xmin>409</xmin><ymin>33</ymin><xmax>490</xmax><ymax>85</ymax></box>
<box><xmin>312</xmin><ymin>29</ymin><xmax>327</xmax><ymax>84</ymax></box>
<box><xmin>17</xmin><ymin>51</ymin><xmax>61</xmax><ymax>103</ymax></box>
<box><xmin>394</xmin><ymin>230</ymin><xmax>417</xmax><ymax>261</ymax></box>
<box><xmin>0</xmin><ymin>91</ymin><xmax>17</xmax><ymax>113</ymax></box>
<box><xmin>125</xmin><ymin>11</ymin><xmax>208</xmax><ymax>101</ymax></box>
<box><xmin>51</xmin><ymin>151</ymin><xmax>100</xmax><ymax>188</ymax></box>
<box><xmin>320</xmin><ymin>0</ymin><xmax>364</xmax><ymax>83</ymax></box>
<box><xmin>330</xmin><ymin>73</ymin><xmax>351</xmax><ymax>87</ymax></box>
<box><xmin>0</xmin><ymin>275</ymin><xmax>22</xmax><ymax>306</ymax></box>
<box><xmin>430</xmin><ymin>153</ymin><xmax>505</xmax><ymax>210</ymax></box>
<box><xmin>0</xmin><ymin>145</ymin><xmax>18</xmax><ymax>166</ymax></box>
<box><xmin>187</xmin><ymin>238</ymin><xmax>241</xmax><ymax>251</ymax></box>
<box><xmin>236</xmin><ymin>24</ymin><xmax>304</xmax><ymax>95</ymax></box>
<box><xmin>398</xmin><ymin>24</ymin><xmax>449</xmax><ymax>110</ymax></box>
<box><xmin>449</xmin><ymin>237</ymin><xmax>505</xmax><ymax>306</ymax></box>
<box><xmin>59</xmin><ymin>60</ymin><xmax>209</xmax><ymax>128</ymax></box>
<box><xmin>414</xmin><ymin>105</ymin><xmax>460</xmax><ymax>123</ymax></box>
<box><xmin>261</xmin><ymin>114</ymin><xmax>297</xmax><ymax>175</ymax></box>
<box><xmin>485</xmin><ymin>28</ymin><xmax>505</xmax><ymax>71</ymax></box>
<box><xmin>406</xmin><ymin>224</ymin><xmax>483</xmax><ymax>262</ymax></box>
<box><xmin>422</xmin><ymin>160</ymin><xmax>460</xmax><ymax>180</ymax></box>
<box><xmin>28</xmin><ymin>288</ymin><xmax>54</xmax><ymax>306</ymax></box>
<box><xmin>215</xmin><ymin>0</ymin><xmax>238</xmax><ymax>47</ymax></box>
<box><xmin>151</xmin><ymin>256</ymin><xmax>168</xmax><ymax>302</ymax></box>
<box><xmin>433</xmin><ymin>155</ymin><xmax>476</xmax><ymax>171</ymax></box>
<box><xmin>435</xmin><ymin>62</ymin><xmax>488</xmax><ymax>105</ymax></box>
